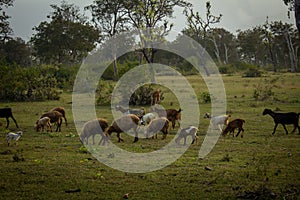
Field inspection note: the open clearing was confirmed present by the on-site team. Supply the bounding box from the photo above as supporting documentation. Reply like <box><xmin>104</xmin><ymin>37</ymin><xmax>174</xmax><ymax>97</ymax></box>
<box><xmin>0</xmin><ymin>73</ymin><xmax>299</xmax><ymax>199</ymax></box>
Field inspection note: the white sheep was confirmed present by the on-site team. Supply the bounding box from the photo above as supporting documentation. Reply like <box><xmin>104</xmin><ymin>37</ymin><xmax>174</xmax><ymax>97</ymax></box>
<box><xmin>203</xmin><ymin>112</ymin><xmax>230</xmax><ymax>132</ymax></box>
<box><xmin>175</xmin><ymin>126</ymin><xmax>199</xmax><ymax>145</ymax></box>
<box><xmin>7</xmin><ymin>131</ymin><xmax>23</xmax><ymax>146</ymax></box>
<box><xmin>140</xmin><ymin>112</ymin><xmax>157</xmax><ymax>125</ymax></box>
<box><xmin>35</xmin><ymin>116</ymin><xmax>52</xmax><ymax>132</ymax></box>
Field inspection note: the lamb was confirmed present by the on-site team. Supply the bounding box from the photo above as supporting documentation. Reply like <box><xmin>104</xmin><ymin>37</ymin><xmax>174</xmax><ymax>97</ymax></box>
<box><xmin>0</xmin><ymin>107</ymin><xmax>19</xmax><ymax>128</ymax></box>
<box><xmin>106</xmin><ymin>114</ymin><xmax>140</xmax><ymax>143</ymax></box>
<box><xmin>35</xmin><ymin>117</ymin><xmax>52</xmax><ymax>132</ymax></box>
<box><xmin>145</xmin><ymin>117</ymin><xmax>169</xmax><ymax>139</ymax></box>
<box><xmin>140</xmin><ymin>112</ymin><xmax>157</xmax><ymax>125</ymax></box>
<box><xmin>40</xmin><ymin>111</ymin><xmax>63</xmax><ymax>132</ymax></box>
<box><xmin>175</xmin><ymin>126</ymin><xmax>199</xmax><ymax>145</ymax></box>
<box><xmin>203</xmin><ymin>112</ymin><xmax>230</xmax><ymax>132</ymax></box>
<box><xmin>50</xmin><ymin>107</ymin><xmax>68</xmax><ymax>127</ymax></box>
<box><xmin>80</xmin><ymin>118</ymin><xmax>109</xmax><ymax>145</ymax></box>
<box><xmin>7</xmin><ymin>131</ymin><xmax>23</xmax><ymax>146</ymax></box>
<box><xmin>115</xmin><ymin>105</ymin><xmax>145</xmax><ymax>118</ymax></box>
<box><xmin>151</xmin><ymin>106</ymin><xmax>181</xmax><ymax>129</ymax></box>
<box><xmin>262</xmin><ymin>108</ymin><xmax>300</xmax><ymax>135</ymax></box>
<box><xmin>222</xmin><ymin>119</ymin><xmax>245</xmax><ymax>138</ymax></box>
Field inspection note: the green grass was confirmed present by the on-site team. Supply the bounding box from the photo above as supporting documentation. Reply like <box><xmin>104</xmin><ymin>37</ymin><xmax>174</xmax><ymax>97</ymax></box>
<box><xmin>0</xmin><ymin>73</ymin><xmax>299</xmax><ymax>199</ymax></box>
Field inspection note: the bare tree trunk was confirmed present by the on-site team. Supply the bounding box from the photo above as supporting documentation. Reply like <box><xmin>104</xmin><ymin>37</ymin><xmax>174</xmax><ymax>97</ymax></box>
<box><xmin>284</xmin><ymin>30</ymin><xmax>297</xmax><ymax>72</ymax></box>
<box><xmin>210</xmin><ymin>36</ymin><xmax>222</xmax><ymax>66</ymax></box>
<box><xmin>224</xmin><ymin>43</ymin><xmax>229</xmax><ymax>64</ymax></box>
<box><xmin>296</xmin><ymin>0</ymin><xmax>300</xmax><ymax>35</ymax></box>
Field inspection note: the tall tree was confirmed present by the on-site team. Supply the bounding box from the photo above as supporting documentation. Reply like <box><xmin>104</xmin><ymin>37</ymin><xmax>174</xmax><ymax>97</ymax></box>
<box><xmin>284</xmin><ymin>0</ymin><xmax>300</xmax><ymax>35</ymax></box>
<box><xmin>30</xmin><ymin>1</ymin><xmax>99</xmax><ymax>64</ymax></box>
<box><xmin>183</xmin><ymin>1</ymin><xmax>222</xmax><ymax>75</ymax></box>
<box><xmin>85</xmin><ymin>0</ymin><xmax>128</xmax><ymax>79</ymax></box>
<box><xmin>0</xmin><ymin>0</ymin><xmax>14</xmax><ymax>41</ymax></box>
<box><xmin>124</xmin><ymin>0</ymin><xmax>191</xmax><ymax>64</ymax></box>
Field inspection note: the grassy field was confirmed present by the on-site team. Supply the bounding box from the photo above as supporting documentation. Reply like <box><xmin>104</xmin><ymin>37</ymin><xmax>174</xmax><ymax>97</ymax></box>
<box><xmin>0</xmin><ymin>73</ymin><xmax>299</xmax><ymax>199</ymax></box>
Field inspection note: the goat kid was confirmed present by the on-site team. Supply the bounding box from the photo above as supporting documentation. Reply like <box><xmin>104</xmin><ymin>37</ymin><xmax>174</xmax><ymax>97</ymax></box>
<box><xmin>35</xmin><ymin>117</ymin><xmax>52</xmax><ymax>132</ymax></box>
<box><xmin>204</xmin><ymin>112</ymin><xmax>230</xmax><ymax>132</ymax></box>
<box><xmin>140</xmin><ymin>113</ymin><xmax>157</xmax><ymax>126</ymax></box>
<box><xmin>222</xmin><ymin>119</ymin><xmax>245</xmax><ymax>138</ymax></box>
<box><xmin>263</xmin><ymin>108</ymin><xmax>300</xmax><ymax>135</ymax></box>
<box><xmin>7</xmin><ymin>131</ymin><xmax>23</xmax><ymax>146</ymax></box>
<box><xmin>175</xmin><ymin>126</ymin><xmax>199</xmax><ymax>145</ymax></box>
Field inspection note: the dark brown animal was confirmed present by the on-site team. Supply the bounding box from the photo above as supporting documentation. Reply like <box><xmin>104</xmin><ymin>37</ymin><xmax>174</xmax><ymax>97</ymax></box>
<box><xmin>222</xmin><ymin>119</ymin><xmax>245</xmax><ymax>138</ymax></box>
<box><xmin>0</xmin><ymin>107</ymin><xmax>19</xmax><ymax>128</ymax></box>
<box><xmin>50</xmin><ymin>107</ymin><xmax>68</xmax><ymax>127</ymax></box>
<box><xmin>145</xmin><ymin>117</ymin><xmax>169</xmax><ymax>139</ymax></box>
<box><xmin>80</xmin><ymin>118</ymin><xmax>109</xmax><ymax>145</ymax></box>
<box><xmin>263</xmin><ymin>108</ymin><xmax>300</xmax><ymax>135</ymax></box>
<box><xmin>106</xmin><ymin>114</ymin><xmax>140</xmax><ymax>143</ymax></box>
<box><xmin>40</xmin><ymin>111</ymin><xmax>63</xmax><ymax>132</ymax></box>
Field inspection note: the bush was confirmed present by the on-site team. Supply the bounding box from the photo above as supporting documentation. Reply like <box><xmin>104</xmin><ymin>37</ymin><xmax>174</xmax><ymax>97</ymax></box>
<box><xmin>243</xmin><ymin>67</ymin><xmax>262</xmax><ymax>77</ymax></box>
<box><xmin>253</xmin><ymin>77</ymin><xmax>279</xmax><ymax>101</ymax></box>
<box><xmin>0</xmin><ymin>65</ymin><xmax>61</xmax><ymax>101</ymax></box>
<box><xmin>200</xmin><ymin>92</ymin><xmax>211</xmax><ymax>103</ymax></box>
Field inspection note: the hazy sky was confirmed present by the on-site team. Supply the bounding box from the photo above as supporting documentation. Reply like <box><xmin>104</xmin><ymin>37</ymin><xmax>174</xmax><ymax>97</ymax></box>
<box><xmin>6</xmin><ymin>0</ymin><xmax>295</xmax><ymax>41</ymax></box>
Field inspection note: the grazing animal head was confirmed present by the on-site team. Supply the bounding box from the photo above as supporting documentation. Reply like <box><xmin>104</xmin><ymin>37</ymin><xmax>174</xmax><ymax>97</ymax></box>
<box><xmin>262</xmin><ymin>108</ymin><xmax>272</xmax><ymax>115</ymax></box>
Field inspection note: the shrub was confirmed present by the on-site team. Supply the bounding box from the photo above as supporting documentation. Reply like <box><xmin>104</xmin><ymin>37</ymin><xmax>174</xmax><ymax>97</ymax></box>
<box><xmin>200</xmin><ymin>92</ymin><xmax>211</xmax><ymax>103</ymax></box>
<box><xmin>253</xmin><ymin>77</ymin><xmax>279</xmax><ymax>101</ymax></box>
<box><xmin>243</xmin><ymin>67</ymin><xmax>262</xmax><ymax>77</ymax></box>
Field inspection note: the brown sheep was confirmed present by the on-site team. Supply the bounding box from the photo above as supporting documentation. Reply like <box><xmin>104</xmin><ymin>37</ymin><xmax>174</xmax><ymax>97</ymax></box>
<box><xmin>151</xmin><ymin>106</ymin><xmax>181</xmax><ymax>129</ymax></box>
<box><xmin>145</xmin><ymin>117</ymin><xmax>169</xmax><ymax>139</ymax></box>
<box><xmin>40</xmin><ymin>111</ymin><xmax>63</xmax><ymax>132</ymax></box>
<box><xmin>50</xmin><ymin>107</ymin><xmax>68</xmax><ymax>127</ymax></box>
<box><xmin>106</xmin><ymin>114</ymin><xmax>140</xmax><ymax>143</ymax></box>
<box><xmin>80</xmin><ymin>118</ymin><xmax>109</xmax><ymax>145</ymax></box>
<box><xmin>222</xmin><ymin>119</ymin><xmax>245</xmax><ymax>138</ymax></box>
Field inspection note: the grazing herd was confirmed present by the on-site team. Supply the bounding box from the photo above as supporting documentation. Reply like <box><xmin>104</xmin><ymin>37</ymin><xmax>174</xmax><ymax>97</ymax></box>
<box><xmin>0</xmin><ymin>102</ymin><xmax>299</xmax><ymax>147</ymax></box>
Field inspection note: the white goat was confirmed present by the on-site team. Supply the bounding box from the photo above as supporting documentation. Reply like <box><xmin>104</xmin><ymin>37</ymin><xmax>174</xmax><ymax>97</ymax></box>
<box><xmin>140</xmin><ymin>113</ymin><xmax>157</xmax><ymax>125</ymax></box>
<box><xmin>35</xmin><ymin>116</ymin><xmax>52</xmax><ymax>132</ymax></box>
<box><xmin>175</xmin><ymin>126</ymin><xmax>199</xmax><ymax>145</ymax></box>
<box><xmin>7</xmin><ymin>131</ymin><xmax>23</xmax><ymax>146</ymax></box>
<box><xmin>204</xmin><ymin>112</ymin><xmax>230</xmax><ymax>132</ymax></box>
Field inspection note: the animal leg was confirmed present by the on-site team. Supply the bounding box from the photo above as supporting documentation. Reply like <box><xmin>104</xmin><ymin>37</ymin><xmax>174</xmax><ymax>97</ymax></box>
<box><xmin>272</xmin><ymin>123</ymin><xmax>278</xmax><ymax>135</ymax></box>
<box><xmin>235</xmin><ymin>129</ymin><xmax>241</xmax><ymax>137</ymax></box>
<box><xmin>281</xmin><ymin>124</ymin><xmax>289</xmax><ymax>135</ymax></box>
<box><xmin>11</xmin><ymin>115</ymin><xmax>19</xmax><ymax>128</ymax></box>
<box><xmin>5</xmin><ymin>117</ymin><xmax>10</xmax><ymax>129</ymax></box>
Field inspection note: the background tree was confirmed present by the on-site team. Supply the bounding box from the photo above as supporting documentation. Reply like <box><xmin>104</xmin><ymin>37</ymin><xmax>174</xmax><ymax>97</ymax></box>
<box><xmin>284</xmin><ymin>0</ymin><xmax>300</xmax><ymax>35</ymax></box>
<box><xmin>85</xmin><ymin>0</ymin><xmax>129</xmax><ymax>79</ymax></box>
<box><xmin>124</xmin><ymin>0</ymin><xmax>191</xmax><ymax>64</ymax></box>
<box><xmin>0</xmin><ymin>0</ymin><xmax>14</xmax><ymax>41</ymax></box>
<box><xmin>183</xmin><ymin>1</ymin><xmax>222</xmax><ymax>75</ymax></box>
<box><xmin>30</xmin><ymin>1</ymin><xmax>99</xmax><ymax>64</ymax></box>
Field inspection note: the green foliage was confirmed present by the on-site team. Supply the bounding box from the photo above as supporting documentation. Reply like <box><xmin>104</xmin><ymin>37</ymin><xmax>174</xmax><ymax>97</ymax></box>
<box><xmin>243</xmin><ymin>67</ymin><xmax>262</xmax><ymax>77</ymax></box>
<box><xmin>96</xmin><ymin>79</ymin><xmax>115</xmax><ymax>105</ymax></box>
<box><xmin>200</xmin><ymin>91</ymin><xmax>211</xmax><ymax>103</ymax></box>
<box><xmin>0</xmin><ymin>65</ymin><xmax>61</xmax><ymax>102</ymax></box>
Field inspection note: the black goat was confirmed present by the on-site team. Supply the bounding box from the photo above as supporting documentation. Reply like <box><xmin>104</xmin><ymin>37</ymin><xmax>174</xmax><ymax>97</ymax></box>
<box><xmin>0</xmin><ymin>108</ymin><xmax>19</xmax><ymax>128</ymax></box>
<box><xmin>262</xmin><ymin>108</ymin><xmax>300</xmax><ymax>135</ymax></box>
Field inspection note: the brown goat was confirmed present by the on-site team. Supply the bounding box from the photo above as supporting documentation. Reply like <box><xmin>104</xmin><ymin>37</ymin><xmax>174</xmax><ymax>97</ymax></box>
<box><xmin>106</xmin><ymin>114</ymin><xmax>140</xmax><ymax>143</ymax></box>
<box><xmin>151</xmin><ymin>89</ymin><xmax>161</xmax><ymax>105</ymax></box>
<box><xmin>145</xmin><ymin>117</ymin><xmax>169</xmax><ymax>139</ymax></box>
<box><xmin>50</xmin><ymin>107</ymin><xmax>68</xmax><ymax>127</ymax></box>
<box><xmin>80</xmin><ymin>118</ymin><xmax>109</xmax><ymax>145</ymax></box>
<box><xmin>35</xmin><ymin>117</ymin><xmax>52</xmax><ymax>132</ymax></box>
<box><xmin>40</xmin><ymin>111</ymin><xmax>63</xmax><ymax>132</ymax></box>
<box><xmin>222</xmin><ymin>119</ymin><xmax>245</xmax><ymax>138</ymax></box>
<box><xmin>151</xmin><ymin>106</ymin><xmax>181</xmax><ymax>129</ymax></box>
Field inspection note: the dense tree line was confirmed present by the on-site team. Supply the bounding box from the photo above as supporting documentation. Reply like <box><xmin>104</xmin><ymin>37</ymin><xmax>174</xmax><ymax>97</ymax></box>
<box><xmin>0</xmin><ymin>0</ymin><xmax>299</xmax><ymax>101</ymax></box>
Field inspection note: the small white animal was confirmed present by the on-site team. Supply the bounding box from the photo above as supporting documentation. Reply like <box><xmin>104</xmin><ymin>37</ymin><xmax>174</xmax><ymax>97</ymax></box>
<box><xmin>7</xmin><ymin>131</ymin><xmax>23</xmax><ymax>146</ymax></box>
